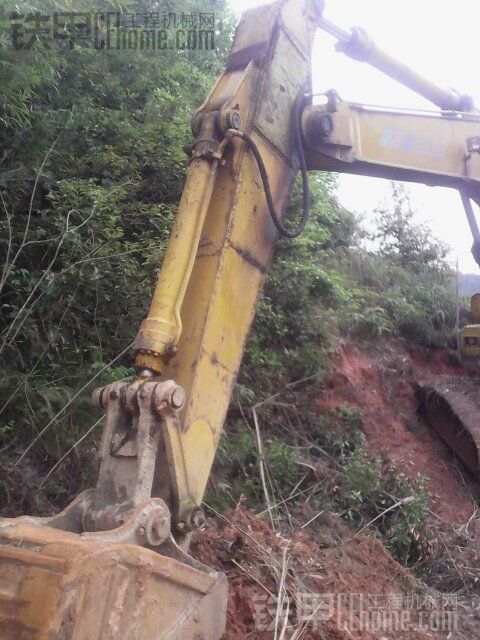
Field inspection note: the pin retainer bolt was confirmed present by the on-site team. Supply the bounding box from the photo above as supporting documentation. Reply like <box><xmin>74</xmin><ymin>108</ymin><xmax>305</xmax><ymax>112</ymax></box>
<box><xmin>229</xmin><ymin>111</ymin><xmax>241</xmax><ymax>130</ymax></box>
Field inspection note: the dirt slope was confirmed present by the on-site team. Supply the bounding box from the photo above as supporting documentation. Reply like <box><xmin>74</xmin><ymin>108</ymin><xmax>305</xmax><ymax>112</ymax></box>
<box><xmin>315</xmin><ymin>339</ymin><xmax>477</xmax><ymax>523</ymax></box>
<box><xmin>195</xmin><ymin>339</ymin><xmax>480</xmax><ymax>639</ymax></box>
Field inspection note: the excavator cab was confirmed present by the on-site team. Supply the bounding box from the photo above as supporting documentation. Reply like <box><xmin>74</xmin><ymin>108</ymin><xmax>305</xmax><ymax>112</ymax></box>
<box><xmin>459</xmin><ymin>292</ymin><xmax>480</xmax><ymax>363</ymax></box>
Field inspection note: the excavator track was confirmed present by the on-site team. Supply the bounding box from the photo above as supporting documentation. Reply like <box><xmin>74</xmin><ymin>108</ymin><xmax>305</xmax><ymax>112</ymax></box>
<box><xmin>417</xmin><ymin>375</ymin><xmax>480</xmax><ymax>477</ymax></box>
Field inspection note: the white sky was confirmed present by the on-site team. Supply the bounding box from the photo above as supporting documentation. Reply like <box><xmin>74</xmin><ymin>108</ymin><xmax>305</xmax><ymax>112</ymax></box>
<box><xmin>227</xmin><ymin>0</ymin><xmax>480</xmax><ymax>272</ymax></box>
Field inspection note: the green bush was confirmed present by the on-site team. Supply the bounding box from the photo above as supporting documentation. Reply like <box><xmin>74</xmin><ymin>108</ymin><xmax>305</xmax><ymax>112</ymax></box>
<box><xmin>305</xmin><ymin>408</ymin><xmax>430</xmax><ymax>566</ymax></box>
<box><xmin>206</xmin><ymin>420</ymin><xmax>301</xmax><ymax>514</ymax></box>
<box><xmin>208</xmin><ymin>402</ymin><xmax>431</xmax><ymax>567</ymax></box>
<box><xmin>337</xmin><ymin>448</ymin><xmax>430</xmax><ymax>565</ymax></box>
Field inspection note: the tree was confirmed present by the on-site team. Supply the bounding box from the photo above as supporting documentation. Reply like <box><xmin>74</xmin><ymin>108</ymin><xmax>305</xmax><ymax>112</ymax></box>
<box><xmin>374</xmin><ymin>182</ymin><xmax>448</xmax><ymax>274</ymax></box>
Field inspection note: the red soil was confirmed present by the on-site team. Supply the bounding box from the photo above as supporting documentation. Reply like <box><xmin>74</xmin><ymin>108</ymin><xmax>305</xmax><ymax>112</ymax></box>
<box><xmin>193</xmin><ymin>509</ymin><xmax>477</xmax><ymax>640</ymax></box>
<box><xmin>193</xmin><ymin>340</ymin><xmax>480</xmax><ymax>639</ymax></box>
<box><xmin>314</xmin><ymin>340</ymin><xmax>476</xmax><ymax>524</ymax></box>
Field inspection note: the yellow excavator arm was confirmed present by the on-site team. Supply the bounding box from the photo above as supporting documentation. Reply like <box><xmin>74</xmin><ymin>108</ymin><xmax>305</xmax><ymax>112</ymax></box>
<box><xmin>303</xmin><ymin>98</ymin><xmax>480</xmax><ymax>194</ymax></box>
<box><xmin>303</xmin><ymin>14</ymin><xmax>480</xmax><ymax>360</ymax></box>
<box><xmin>1</xmin><ymin>1</ymin><xmax>479</xmax><ymax>639</ymax></box>
<box><xmin>0</xmin><ymin>1</ymin><xmax>320</xmax><ymax>638</ymax></box>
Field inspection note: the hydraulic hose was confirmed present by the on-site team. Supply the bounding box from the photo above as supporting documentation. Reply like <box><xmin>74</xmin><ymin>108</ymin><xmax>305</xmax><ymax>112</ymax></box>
<box><xmin>226</xmin><ymin>93</ymin><xmax>310</xmax><ymax>238</ymax></box>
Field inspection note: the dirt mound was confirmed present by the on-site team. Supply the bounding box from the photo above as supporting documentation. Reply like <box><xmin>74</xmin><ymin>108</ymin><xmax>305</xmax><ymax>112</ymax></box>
<box><xmin>192</xmin><ymin>509</ymin><xmax>479</xmax><ymax>639</ymax></box>
<box><xmin>192</xmin><ymin>339</ymin><xmax>480</xmax><ymax>638</ymax></box>
<box><xmin>314</xmin><ymin>340</ymin><xmax>477</xmax><ymax>524</ymax></box>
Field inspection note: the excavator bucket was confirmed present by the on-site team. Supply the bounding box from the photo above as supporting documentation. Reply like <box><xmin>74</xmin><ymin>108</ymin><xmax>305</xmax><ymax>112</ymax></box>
<box><xmin>0</xmin><ymin>379</ymin><xmax>228</xmax><ymax>639</ymax></box>
<box><xmin>417</xmin><ymin>376</ymin><xmax>480</xmax><ymax>476</ymax></box>
<box><xmin>0</xmin><ymin>514</ymin><xmax>227</xmax><ymax>640</ymax></box>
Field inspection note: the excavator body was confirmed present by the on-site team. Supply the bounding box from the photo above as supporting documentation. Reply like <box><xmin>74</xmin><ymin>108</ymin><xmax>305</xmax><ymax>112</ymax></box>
<box><xmin>417</xmin><ymin>375</ymin><xmax>480</xmax><ymax>477</ymax></box>
<box><xmin>459</xmin><ymin>292</ymin><xmax>480</xmax><ymax>362</ymax></box>
<box><xmin>416</xmin><ymin>293</ymin><xmax>480</xmax><ymax>478</ymax></box>
<box><xmin>2</xmin><ymin>1</ymin><xmax>480</xmax><ymax>638</ymax></box>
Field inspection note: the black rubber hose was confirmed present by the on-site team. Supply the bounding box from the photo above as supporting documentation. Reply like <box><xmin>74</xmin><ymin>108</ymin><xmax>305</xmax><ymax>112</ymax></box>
<box><xmin>227</xmin><ymin>92</ymin><xmax>310</xmax><ymax>238</ymax></box>
<box><xmin>460</xmin><ymin>191</ymin><xmax>480</xmax><ymax>268</ymax></box>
